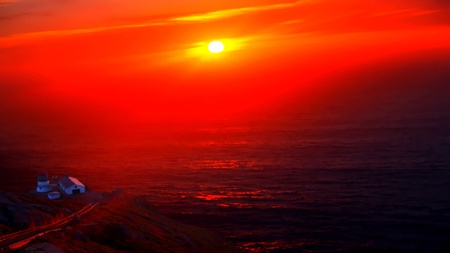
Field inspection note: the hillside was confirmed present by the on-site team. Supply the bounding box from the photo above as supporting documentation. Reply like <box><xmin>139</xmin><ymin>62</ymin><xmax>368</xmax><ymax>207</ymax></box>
<box><xmin>0</xmin><ymin>190</ymin><xmax>241</xmax><ymax>253</ymax></box>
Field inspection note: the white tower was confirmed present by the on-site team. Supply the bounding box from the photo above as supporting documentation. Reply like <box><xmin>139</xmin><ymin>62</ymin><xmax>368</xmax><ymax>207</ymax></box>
<box><xmin>36</xmin><ymin>173</ymin><xmax>51</xmax><ymax>193</ymax></box>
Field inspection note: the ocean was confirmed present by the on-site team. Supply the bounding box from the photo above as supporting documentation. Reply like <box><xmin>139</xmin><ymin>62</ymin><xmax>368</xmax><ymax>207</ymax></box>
<box><xmin>1</xmin><ymin>112</ymin><xmax>450</xmax><ymax>252</ymax></box>
<box><xmin>1</xmin><ymin>51</ymin><xmax>450</xmax><ymax>252</ymax></box>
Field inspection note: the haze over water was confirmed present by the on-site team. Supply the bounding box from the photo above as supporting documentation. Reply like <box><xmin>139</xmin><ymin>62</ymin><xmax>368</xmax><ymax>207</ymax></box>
<box><xmin>2</xmin><ymin>50</ymin><xmax>450</xmax><ymax>252</ymax></box>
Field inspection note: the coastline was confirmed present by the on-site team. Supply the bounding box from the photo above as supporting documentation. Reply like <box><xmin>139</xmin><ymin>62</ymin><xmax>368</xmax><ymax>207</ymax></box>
<box><xmin>0</xmin><ymin>189</ymin><xmax>241</xmax><ymax>253</ymax></box>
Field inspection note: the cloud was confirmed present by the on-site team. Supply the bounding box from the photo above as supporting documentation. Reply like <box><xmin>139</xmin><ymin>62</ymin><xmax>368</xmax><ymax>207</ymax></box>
<box><xmin>0</xmin><ymin>1</ymin><xmax>313</xmax><ymax>44</ymax></box>
<box><xmin>170</xmin><ymin>1</ymin><xmax>313</xmax><ymax>22</ymax></box>
<box><xmin>1</xmin><ymin>0</ymin><xmax>450</xmax><ymax>48</ymax></box>
<box><xmin>0</xmin><ymin>1</ymin><xmax>309</xmax><ymax>38</ymax></box>
<box><xmin>0</xmin><ymin>0</ymin><xmax>20</xmax><ymax>3</ymax></box>
<box><xmin>370</xmin><ymin>7</ymin><xmax>440</xmax><ymax>17</ymax></box>
<box><xmin>280</xmin><ymin>19</ymin><xmax>304</xmax><ymax>25</ymax></box>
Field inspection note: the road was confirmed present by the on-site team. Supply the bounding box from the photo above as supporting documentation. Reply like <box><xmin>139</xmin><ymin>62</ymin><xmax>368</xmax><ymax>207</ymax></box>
<box><xmin>0</xmin><ymin>202</ymin><xmax>97</xmax><ymax>251</ymax></box>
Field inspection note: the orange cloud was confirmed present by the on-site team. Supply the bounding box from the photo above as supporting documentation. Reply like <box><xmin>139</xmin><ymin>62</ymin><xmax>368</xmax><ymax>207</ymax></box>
<box><xmin>1</xmin><ymin>0</ymin><xmax>450</xmax><ymax>44</ymax></box>
<box><xmin>170</xmin><ymin>1</ymin><xmax>314</xmax><ymax>22</ymax></box>
<box><xmin>0</xmin><ymin>0</ymin><xmax>20</xmax><ymax>3</ymax></box>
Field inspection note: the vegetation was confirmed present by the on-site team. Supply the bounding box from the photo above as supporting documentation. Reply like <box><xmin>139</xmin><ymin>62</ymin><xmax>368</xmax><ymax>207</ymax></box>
<box><xmin>0</xmin><ymin>190</ymin><xmax>240</xmax><ymax>253</ymax></box>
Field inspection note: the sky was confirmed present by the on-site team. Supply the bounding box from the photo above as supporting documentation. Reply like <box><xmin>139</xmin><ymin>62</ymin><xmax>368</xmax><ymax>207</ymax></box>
<box><xmin>1</xmin><ymin>0</ymin><xmax>450</xmax><ymax>132</ymax></box>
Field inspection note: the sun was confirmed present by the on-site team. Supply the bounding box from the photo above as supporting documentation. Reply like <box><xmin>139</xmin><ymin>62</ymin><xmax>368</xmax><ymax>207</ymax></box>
<box><xmin>208</xmin><ymin>40</ymin><xmax>225</xmax><ymax>54</ymax></box>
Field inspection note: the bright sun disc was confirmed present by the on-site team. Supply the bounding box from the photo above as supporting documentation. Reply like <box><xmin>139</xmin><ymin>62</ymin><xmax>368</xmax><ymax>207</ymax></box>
<box><xmin>208</xmin><ymin>41</ymin><xmax>225</xmax><ymax>53</ymax></box>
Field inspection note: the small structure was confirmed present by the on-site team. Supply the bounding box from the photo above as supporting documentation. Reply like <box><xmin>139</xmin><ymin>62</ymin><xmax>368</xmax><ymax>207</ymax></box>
<box><xmin>48</xmin><ymin>191</ymin><xmax>61</xmax><ymax>200</ymax></box>
<box><xmin>36</xmin><ymin>173</ymin><xmax>51</xmax><ymax>193</ymax></box>
<box><xmin>58</xmin><ymin>175</ymin><xmax>85</xmax><ymax>195</ymax></box>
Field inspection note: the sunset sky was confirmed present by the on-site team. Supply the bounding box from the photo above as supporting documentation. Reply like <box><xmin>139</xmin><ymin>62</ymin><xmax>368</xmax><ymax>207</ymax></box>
<box><xmin>1</xmin><ymin>0</ymin><xmax>450</xmax><ymax>130</ymax></box>
<box><xmin>2</xmin><ymin>3</ymin><xmax>450</xmax><ymax>252</ymax></box>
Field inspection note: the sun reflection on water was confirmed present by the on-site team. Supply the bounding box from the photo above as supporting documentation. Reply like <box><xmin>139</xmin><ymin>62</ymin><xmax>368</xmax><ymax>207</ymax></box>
<box><xmin>187</xmin><ymin>159</ymin><xmax>266</xmax><ymax>170</ymax></box>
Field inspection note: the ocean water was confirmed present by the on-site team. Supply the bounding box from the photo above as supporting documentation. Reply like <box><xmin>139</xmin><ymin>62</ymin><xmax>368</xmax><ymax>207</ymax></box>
<box><xmin>1</xmin><ymin>51</ymin><xmax>450</xmax><ymax>252</ymax></box>
<box><xmin>1</xmin><ymin>112</ymin><xmax>450</xmax><ymax>252</ymax></box>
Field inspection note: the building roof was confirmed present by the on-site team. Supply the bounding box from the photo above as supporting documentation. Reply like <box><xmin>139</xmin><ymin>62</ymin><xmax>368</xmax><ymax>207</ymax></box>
<box><xmin>37</xmin><ymin>173</ymin><xmax>49</xmax><ymax>182</ymax></box>
<box><xmin>59</xmin><ymin>176</ymin><xmax>85</xmax><ymax>188</ymax></box>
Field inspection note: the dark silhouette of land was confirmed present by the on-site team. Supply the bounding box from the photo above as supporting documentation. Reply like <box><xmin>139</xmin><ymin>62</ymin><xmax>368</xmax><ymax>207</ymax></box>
<box><xmin>0</xmin><ymin>190</ymin><xmax>240</xmax><ymax>253</ymax></box>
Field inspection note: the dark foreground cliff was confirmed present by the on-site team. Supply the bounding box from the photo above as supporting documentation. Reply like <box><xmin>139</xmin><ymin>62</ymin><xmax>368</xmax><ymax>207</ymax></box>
<box><xmin>0</xmin><ymin>190</ymin><xmax>241</xmax><ymax>253</ymax></box>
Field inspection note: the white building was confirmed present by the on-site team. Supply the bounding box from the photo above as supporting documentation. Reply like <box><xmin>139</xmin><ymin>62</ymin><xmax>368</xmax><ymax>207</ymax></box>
<box><xmin>58</xmin><ymin>175</ymin><xmax>86</xmax><ymax>195</ymax></box>
<box><xmin>48</xmin><ymin>191</ymin><xmax>61</xmax><ymax>200</ymax></box>
<box><xmin>36</xmin><ymin>173</ymin><xmax>51</xmax><ymax>193</ymax></box>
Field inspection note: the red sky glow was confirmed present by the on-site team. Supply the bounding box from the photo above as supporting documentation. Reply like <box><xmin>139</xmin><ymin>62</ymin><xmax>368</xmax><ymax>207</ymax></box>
<box><xmin>1</xmin><ymin>0</ymin><xmax>450</xmax><ymax>130</ymax></box>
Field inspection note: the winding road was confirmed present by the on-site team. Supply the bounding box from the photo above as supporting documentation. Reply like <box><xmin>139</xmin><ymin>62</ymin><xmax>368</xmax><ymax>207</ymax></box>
<box><xmin>0</xmin><ymin>202</ymin><xmax>97</xmax><ymax>251</ymax></box>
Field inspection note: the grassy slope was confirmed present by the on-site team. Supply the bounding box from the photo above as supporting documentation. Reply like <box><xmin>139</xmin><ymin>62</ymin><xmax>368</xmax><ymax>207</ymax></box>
<box><xmin>0</xmin><ymin>191</ymin><xmax>241</xmax><ymax>253</ymax></box>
